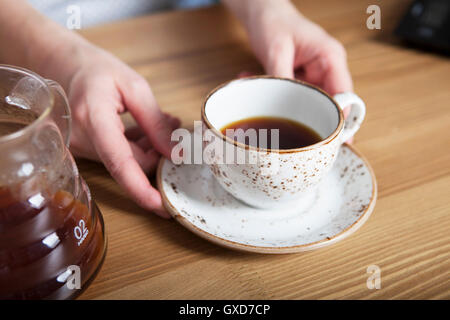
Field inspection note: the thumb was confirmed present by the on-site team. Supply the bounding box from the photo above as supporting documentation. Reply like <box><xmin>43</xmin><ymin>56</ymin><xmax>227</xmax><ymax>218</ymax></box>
<box><xmin>265</xmin><ymin>40</ymin><xmax>295</xmax><ymax>78</ymax></box>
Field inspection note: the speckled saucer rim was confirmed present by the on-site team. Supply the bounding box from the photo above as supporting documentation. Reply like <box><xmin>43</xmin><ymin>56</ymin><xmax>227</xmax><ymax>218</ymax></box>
<box><xmin>156</xmin><ymin>143</ymin><xmax>377</xmax><ymax>254</ymax></box>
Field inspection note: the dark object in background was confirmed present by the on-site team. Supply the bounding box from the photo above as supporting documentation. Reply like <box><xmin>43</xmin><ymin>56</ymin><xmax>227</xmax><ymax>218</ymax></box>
<box><xmin>395</xmin><ymin>0</ymin><xmax>450</xmax><ymax>54</ymax></box>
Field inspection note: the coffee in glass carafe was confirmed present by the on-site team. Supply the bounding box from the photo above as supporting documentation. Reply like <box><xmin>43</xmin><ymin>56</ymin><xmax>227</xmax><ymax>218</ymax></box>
<box><xmin>0</xmin><ymin>65</ymin><xmax>106</xmax><ymax>299</ymax></box>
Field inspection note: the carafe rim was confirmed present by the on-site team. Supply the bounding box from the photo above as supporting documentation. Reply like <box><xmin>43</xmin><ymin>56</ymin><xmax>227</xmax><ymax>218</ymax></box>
<box><xmin>0</xmin><ymin>64</ymin><xmax>55</xmax><ymax>144</ymax></box>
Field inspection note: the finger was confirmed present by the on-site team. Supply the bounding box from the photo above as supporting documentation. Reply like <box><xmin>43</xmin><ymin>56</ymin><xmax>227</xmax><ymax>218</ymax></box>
<box><xmin>265</xmin><ymin>39</ymin><xmax>295</xmax><ymax>78</ymax></box>
<box><xmin>125</xmin><ymin>114</ymin><xmax>179</xmax><ymax>142</ymax></box>
<box><xmin>322</xmin><ymin>47</ymin><xmax>353</xmax><ymax>95</ymax></box>
<box><xmin>120</xmin><ymin>77</ymin><xmax>179</xmax><ymax>159</ymax></box>
<box><xmin>118</xmin><ymin>128</ymin><xmax>160</xmax><ymax>172</ymax></box>
<box><xmin>163</xmin><ymin>112</ymin><xmax>181</xmax><ymax>130</ymax></box>
<box><xmin>324</xmin><ymin>54</ymin><xmax>353</xmax><ymax>125</ymax></box>
<box><xmin>302</xmin><ymin>56</ymin><xmax>327</xmax><ymax>86</ymax></box>
<box><xmin>324</xmin><ymin>61</ymin><xmax>353</xmax><ymax>95</ymax></box>
<box><xmin>126</xmin><ymin>122</ymin><xmax>179</xmax><ymax>153</ymax></box>
<box><xmin>237</xmin><ymin>71</ymin><xmax>255</xmax><ymax>78</ymax></box>
<box><xmin>135</xmin><ymin>136</ymin><xmax>152</xmax><ymax>150</ymax></box>
<box><xmin>129</xmin><ymin>142</ymin><xmax>160</xmax><ymax>174</ymax></box>
<box><xmin>321</xmin><ymin>47</ymin><xmax>353</xmax><ymax>143</ymax></box>
<box><xmin>88</xmin><ymin>108</ymin><xmax>170</xmax><ymax>218</ymax></box>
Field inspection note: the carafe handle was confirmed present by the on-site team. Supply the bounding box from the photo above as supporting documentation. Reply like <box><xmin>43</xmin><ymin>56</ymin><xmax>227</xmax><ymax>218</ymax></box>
<box><xmin>45</xmin><ymin>79</ymin><xmax>72</xmax><ymax>147</ymax></box>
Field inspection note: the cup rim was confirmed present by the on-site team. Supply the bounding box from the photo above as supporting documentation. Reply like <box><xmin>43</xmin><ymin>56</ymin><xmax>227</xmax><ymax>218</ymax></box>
<box><xmin>202</xmin><ymin>76</ymin><xmax>344</xmax><ymax>153</ymax></box>
<box><xmin>0</xmin><ymin>64</ymin><xmax>54</xmax><ymax>144</ymax></box>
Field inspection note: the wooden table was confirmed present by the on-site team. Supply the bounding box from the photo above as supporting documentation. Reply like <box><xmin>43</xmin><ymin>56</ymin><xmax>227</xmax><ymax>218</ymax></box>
<box><xmin>77</xmin><ymin>0</ymin><xmax>450</xmax><ymax>299</ymax></box>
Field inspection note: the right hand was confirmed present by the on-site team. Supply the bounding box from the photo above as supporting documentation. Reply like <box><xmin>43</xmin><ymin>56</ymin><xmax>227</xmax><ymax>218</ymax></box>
<box><xmin>241</xmin><ymin>0</ymin><xmax>353</xmax><ymax>96</ymax></box>
<box><xmin>50</xmin><ymin>43</ymin><xmax>180</xmax><ymax>218</ymax></box>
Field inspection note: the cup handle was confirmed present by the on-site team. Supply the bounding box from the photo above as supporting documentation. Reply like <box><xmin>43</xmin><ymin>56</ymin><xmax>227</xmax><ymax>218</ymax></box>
<box><xmin>45</xmin><ymin>79</ymin><xmax>72</xmax><ymax>147</ymax></box>
<box><xmin>333</xmin><ymin>92</ymin><xmax>366</xmax><ymax>143</ymax></box>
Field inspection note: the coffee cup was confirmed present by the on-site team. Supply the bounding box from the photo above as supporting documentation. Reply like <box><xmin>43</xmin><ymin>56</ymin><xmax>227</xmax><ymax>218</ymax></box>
<box><xmin>202</xmin><ymin>76</ymin><xmax>366</xmax><ymax>209</ymax></box>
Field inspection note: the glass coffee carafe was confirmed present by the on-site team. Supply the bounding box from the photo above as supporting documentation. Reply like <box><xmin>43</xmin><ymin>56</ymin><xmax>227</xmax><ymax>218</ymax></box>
<box><xmin>0</xmin><ymin>65</ymin><xmax>106</xmax><ymax>299</ymax></box>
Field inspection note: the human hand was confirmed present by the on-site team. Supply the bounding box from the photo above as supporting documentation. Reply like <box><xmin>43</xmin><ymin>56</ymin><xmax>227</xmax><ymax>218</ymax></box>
<box><xmin>50</xmin><ymin>43</ymin><xmax>179</xmax><ymax>218</ymax></box>
<box><xmin>242</xmin><ymin>0</ymin><xmax>353</xmax><ymax>96</ymax></box>
<box><xmin>0</xmin><ymin>0</ymin><xmax>180</xmax><ymax>216</ymax></box>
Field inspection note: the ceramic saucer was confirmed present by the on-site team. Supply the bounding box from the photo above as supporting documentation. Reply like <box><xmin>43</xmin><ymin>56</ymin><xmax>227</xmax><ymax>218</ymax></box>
<box><xmin>157</xmin><ymin>144</ymin><xmax>377</xmax><ymax>253</ymax></box>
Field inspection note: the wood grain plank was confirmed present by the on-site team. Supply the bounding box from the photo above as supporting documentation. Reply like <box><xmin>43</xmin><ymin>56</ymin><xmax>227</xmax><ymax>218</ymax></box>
<box><xmin>80</xmin><ymin>173</ymin><xmax>449</xmax><ymax>299</ymax></box>
<box><xmin>75</xmin><ymin>0</ymin><xmax>449</xmax><ymax>299</ymax></box>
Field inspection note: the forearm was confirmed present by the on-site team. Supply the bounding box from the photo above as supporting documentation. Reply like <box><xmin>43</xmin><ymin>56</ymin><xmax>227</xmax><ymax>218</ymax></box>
<box><xmin>0</xmin><ymin>0</ymin><xmax>91</xmax><ymax>88</ymax></box>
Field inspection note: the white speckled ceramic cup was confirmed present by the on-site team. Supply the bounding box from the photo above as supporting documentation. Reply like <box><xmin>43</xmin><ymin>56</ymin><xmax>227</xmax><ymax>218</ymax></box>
<box><xmin>202</xmin><ymin>76</ymin><xmax>366</xmax><ymax>209</ymax></box>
